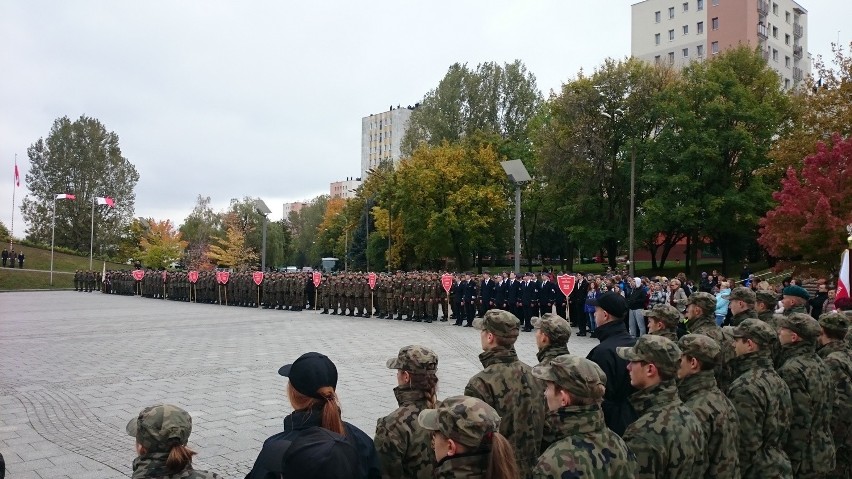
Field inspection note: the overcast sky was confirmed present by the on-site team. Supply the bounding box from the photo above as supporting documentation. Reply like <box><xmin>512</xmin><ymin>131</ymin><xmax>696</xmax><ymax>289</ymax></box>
<box><xmin>2</xmin><ymin>0</ymin><xmax>849</xmax><ymax>237</ymax></box>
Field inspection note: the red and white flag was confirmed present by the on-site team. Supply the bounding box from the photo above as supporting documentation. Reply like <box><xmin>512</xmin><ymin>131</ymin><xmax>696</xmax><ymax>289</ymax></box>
<box><xmin>56</xmin><ymin>193</ymin><xmax>76</xmax><ymax>200</ymax></box>
<box><xmin>95</xmin><ymin>196</ymin><xmax>115</xmax><ymax>208</ymax></box>
<box><xmin>837</xmin><ymin>250</ymin><xmax>850</xmax><ymax>301</ymax></box>
<box><xmin>14</xmin><ymin>161</ymin><xmax>20</xmax><ymax>187</ymax></box>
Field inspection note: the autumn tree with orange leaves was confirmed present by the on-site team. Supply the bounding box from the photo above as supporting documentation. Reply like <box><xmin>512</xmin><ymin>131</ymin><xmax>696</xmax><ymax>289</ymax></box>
<box><xmin>137</xmin><ymin>218</ymin><xmax>188</xmax><ymax>269</ymax></box>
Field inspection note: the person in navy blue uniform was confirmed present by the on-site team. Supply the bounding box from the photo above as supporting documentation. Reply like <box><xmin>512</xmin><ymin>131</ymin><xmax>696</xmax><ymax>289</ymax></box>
<box><xmin>478</xmin><ymin>272</ymin><xmax>495</xmax><ymax>318</ymax></box>
<box><xmin>460</xmin><ymin>273</ymin><xmax>478</xmax><ymax>327</ymax></box>
<box><xmin>538</xmin><ymin>272</ymin><xmax>557</xmax><ymax>316</ymax></box>
<box><xmin>493</xmin><ymin>273</ymin><xmax>507</xmax><ymax>311</ymax></box>
<box><xmin>521</xmin><ymin>272</ymin><xmax>540</xmax><ymax>331</ymax></box>
<box><xmin>554</xmin><ymin>272</ymin><xmax>568</xmax><ymax>319</ymax></box>
<box><xmin>506</xmin><ymin>272</ymin><xmax>521</xmax><ymax>318</ymax></box>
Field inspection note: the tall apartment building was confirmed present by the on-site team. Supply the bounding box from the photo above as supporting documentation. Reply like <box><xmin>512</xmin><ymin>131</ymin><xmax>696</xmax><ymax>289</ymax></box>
<box><xmin>330</xmin><ymin>177</ymin><xmax>362</xmax><ymax>200</ymax></box>
<box><xmin>361</xmin><ymin>105</ymin><xmax>415</xmax><ymax>179</ymax></box>
<box><xmin>282</xmin><ymin>201</ymin><xmax>308</xmax><ymax>221</ymax></box>
<box><xmin>631</xmin><ymin>0</ymin><xmax>809</xmax><ymax>89</ymax></box>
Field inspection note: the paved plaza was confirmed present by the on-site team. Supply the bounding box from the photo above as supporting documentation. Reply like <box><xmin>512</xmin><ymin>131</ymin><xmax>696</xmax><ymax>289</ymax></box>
<box><xmin>0</xmin><ymin>291</ymin><xmax>598</xmax><ymax>478</ymax></box>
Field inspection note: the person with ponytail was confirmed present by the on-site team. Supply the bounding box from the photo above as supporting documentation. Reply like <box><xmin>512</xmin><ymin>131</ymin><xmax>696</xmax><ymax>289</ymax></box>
<box><xmin>418</xmin><ymin>395</ymin><xmax>518</xmax><ymax>479</ymax></box>
<box><xmin>245</xmin><ymin>352</ymin><xmax>380</xmax><ymax>479</ymax></box>
<box><xmin>375</xmin><ymin>345</ymin><xmax>439</xmax><ymax>478</ymax></box>
<box><xmin>126</xmin><ymin>404</ymin><xmax>220</xmax><ymax>479</ymax></box>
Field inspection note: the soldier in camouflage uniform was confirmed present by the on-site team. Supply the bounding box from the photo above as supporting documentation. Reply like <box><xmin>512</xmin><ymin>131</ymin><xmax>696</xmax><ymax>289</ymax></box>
<box><xmin>676</xmin><ymin>334</ymin><xmax>740</xmax><ymax>479</ymax></box>
<box><xmin>617</xmin><ymin>335</ymin><xmax>706</xmax><ymax>478</ymax></box>
<box><xmin>724</xmin><ymin>287</ymin><xmax>758</xmax><ymax>326</ymax></box>
<box><xmin>776</xmin><ymin>313</ymin><xmax>836</xmax><ymax>477</ymax></box>
<box><xmin>726</xmin><ymin>318</ymin><xmax>792</xmax><ymax>478</ymax></box>
<box><xmin>684</xmin><ymin>292</ymin><xmax>735</xmax><ymax>391</ymax></box>
<box><xmin>532</xmin><ymin>313</ymin><xmax>571</xmax><ymax>365</ymax></box>
<box><xmin>754</xmin><ymin>290</ymin><xmax>778</xmax><ymax>323</ymax></box>
<box><xmin>817</xmin><ymin>312</ymin><xmax>852</xmax><ymax>478</ymax></box>
<box><xmin>465</xmin><ymin>309</ymin><xmax>544</xmax><ymax>479</ymax></box>
<box><xmin>417</xmin><ymin>395</ymin><xmax>518</xmax><ymax>479</ymax></box>
<box><xmin>644</xmin><ymin>304</ymin><xmax>681</xmax><ymax>341</ymax></box>
<box><xmin>126</xmin><ymin>404</ymin><xmax>220</xmax><ymax>478</ymax></box>
<box><xmin>780</xmin><ymin>285</ymin><xmax>809</xmax><ymax>315</ymax></box>
<box><xmin>531</xmin><ymin>355</ymin><xmax>636</xmax><ymax>478</ymax></box>
<box><xmin>375</xmin><ymin>345</ymin><xmax>439</xmax><ymax>479</ymax></box>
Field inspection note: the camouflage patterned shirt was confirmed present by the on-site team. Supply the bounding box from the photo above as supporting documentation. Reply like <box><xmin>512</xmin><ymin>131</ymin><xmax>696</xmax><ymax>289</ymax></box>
<box><xmin>131</xmin><ymin>453</ymin><xmax>221</xmax><ymax>479</ymax></box>
<box><xmin>777</xmin><ymin>340</ymin><xmax>836</xmax><ymax>476</ymax></box>
<box><xmin>648</xmin><ymin>329</ymin><xmax>677</xmax><ymax>341</ymax></box>
<box><xmin>535</xmin><ymin>345</ymin><xmax>571</xmax><ymax>365</ymax></box>
<box><xmin>533</xmin><ymin>404</ymin><xmax>636</xmax><ymax>479</ymax></box>
<box><xmin>374</xmin><ymin>387</ymin><xmax>434</xmax><ymax>479</ymax></box>
<box><xmin>622</xmin><ymin>379</ymin><xmax>705</xmax><ymax>479</ymax></box>
<box><xmin>685</xmin><ymin>314</ymin><xmax>734</xmax><ymax>391</ymax></box>
<box><xmin>818</xmin><ymin>341</ymin><xmax>852</xmax><ymax>479</ymax></box>
<box><xmin>730</xmin><ymin>309</ymin><xmax>757</xmax><ymax>326</ymax></box>
<box><xmin>535</xmin><ymin>345</ymin><xmax>571</xmax><ymax>451</ymax></box>
<box><xmin>433</xmin><ymin>452</ymin><xmax>489</xmax><ymax>479</ymax></box>
<box><xmin>678</xmin><ymin>370</ymin><xmax>740</xmax><ymax>479</ymax></box>
<box><xmin>726</xmin><ymin>350</ymin><xmax>792</xmax><ymax>479</ymax></box>
<box><xmin>465</xmin><ymin>347</ymin><xmax>545</xmax><ymax>479</ymax></box>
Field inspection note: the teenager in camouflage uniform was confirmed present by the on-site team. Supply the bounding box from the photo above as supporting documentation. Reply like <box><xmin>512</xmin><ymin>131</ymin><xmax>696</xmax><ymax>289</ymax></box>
<box><xmin>532</xmin><ymin>313</ymin><xmax>571</xmax><ymax>365</ymax></box>
<box><xmin>727</xmin><ymin>318</ymin><xmax>792</xmax><ymax>478</ymax></box>
<box><xmin>780</xmin><ymin>285</ymin><xmax>809</xmax><ymax>315</ymax></box>
<box><xmin>617</xmin><ymin>335</ymin><xmax>705</xmax><ymax>478</ymax></box>
<box><xmin>531</xmin><ymin>355</ymin><xmax>636</xmax><ymax>479</ymax></box>
<box><xmin>676</xmin><ymin>334</ymin><xmax>740</xmax><ymax>479</ymax></box>
<box><xmin>375</xmin><ymin>345</ymin><xmax>439</xmax><ymax>479</ymax></box>
<box><xmin>417</xmin><ymin>395</ymin><xmax>518</xmax><ymax>479</ymax></box>
<box><xmin>817</xmin><ymin>312</ymin><xmax>852</xmax><ymax>479</ymax></box>
<box><xmin>644</xmin><ymin>304</ymin><xmax>680</xmax><ymax>341</ymax></box>
<box><xmin>465</xmin><ymin>309</ymin><xmax>545</xmax><ymax>479</ymax></box>
<box><xmin>776</xmin><ymin>313</ymin><xmax>836</xmax><ymax>477</ymax></box>
<box><xmin>684</xmin><ymin>292</ymin><xmax>735</xmax><ymax>390</ymax></box>
<box><xmin>126</xmin><ymin>404</ymin><xmax>220</xmax><ymax>479</ymax></box>
<box><xmin>724</xmin><ymin>287</ymin><xmax>758</xmax><ymax>326</ymax></box>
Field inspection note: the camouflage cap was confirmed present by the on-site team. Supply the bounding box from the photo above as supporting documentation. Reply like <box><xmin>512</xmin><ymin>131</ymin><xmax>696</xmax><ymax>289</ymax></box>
<box><xmin>616</xmin><ymin>335</ymin><xmax>682</xmax><ymax>377</ymax></box>
<box><xmin>777</xmin><ymin>312</ymin><xmax>821</xmax><ymax>340</ymax></box>
<box><xmin>819</xmin><ymin>311</ymin><xmax>850</xmax><ymax>334</ymax></box>
<box><xmin>531</xmin><ymin>313</ymin><xmax>571</xmax><ymax>343</ymax></box>
<box><xmin>723</xmin><ymin>287</ymin><xmax>756</xmax><ymax>305</ymax></box>
<box><xmin>417</xmin><ymin>395</ymin><xmax>501</xmax><ymax>448</ymax></box>
<box><xmin>472</xmin><ymin>309</ymin><xmax>520</xmax><ymax>338</ymax></box>
<box><xmin>677</xmin><ymin>334</ymin><xmax>721</xmax><ymax>367</ymax></box>
<box><xmin>531</xmin><ymin>355</ymin><xmax>606</xmax><ymax>400</ymax></box>
<box><xmin>126</xmin><ymin>404</ymin><xmax>192</xmax><ymax>453</ymax></box>
<box><xmin>686</xmin><ymin>292</ymin><xmax>716</xmax><ymax>313</ymax></box>
<box><xmin>755</xmin><ymin>290</ymin><xmax>778</xmax><ymax>307</ymax></box>
<box><xmin>782</xmin><ymin>285</ymin><xmax>810</xmax><ymax>301</ymax></box>
<box><xmin>386</xmin><ymin>345</ymin><xmax>438</xmax><ymax>372</ymax></box>
<box><xmin>642</xmin><ymin>304</ymin><xmax>681</xmax><ymax>329</ymax></box>
<box><xmin>730</xmin><ymin>318</ymin><xmax>777</xmax><ymax>347</ymax></box>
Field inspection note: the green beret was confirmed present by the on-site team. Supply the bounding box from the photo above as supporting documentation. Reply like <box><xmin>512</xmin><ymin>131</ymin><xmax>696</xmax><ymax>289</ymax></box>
<box><xmin>782</xmin><ymin>285</ymin><xmax>809</xmax><ymax>301</ymax></box>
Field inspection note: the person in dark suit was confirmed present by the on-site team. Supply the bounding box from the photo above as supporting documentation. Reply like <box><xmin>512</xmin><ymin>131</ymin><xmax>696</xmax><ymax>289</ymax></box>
<box><xmin>478</xmin><ymin>272</ymin><xmax>495</xmax><ymax>317</ymax></box>
<box><xmin>462</xmin><ymin>273</ymin><xmax>478</xmax><ymax>327</ymax></box>
<box><xmin>554</xmin><ymin>272</ymin><xmax>568</xmax><ymax>319</ymax></box>
<box><xmin>570</xmin><ymin>273</ymin><xmax>590</xmax><ymax>335</ymax></box>
<box><xmin>521</xmin><ymin>272</ymin><xmax>540</xmax><ymax>331</ymax></box>
<box><xmin>493</xmin><ymin>273</ymin><xmax>506</xmax><ymax>311</ymax></box>
<box><xmin>506</xmin><ymin>272</ymin><xmax>521</xmax><ymax>317</ymax></box>
<box><xmin>538</xmin><ymin>272</ymin><xmax>557</xmax><ymax>316</ymax></box>
<box><xmin>453</xmin><ymin>275</ymin><xmax>466</xmax><ymax>325</ymax></box>
<box><xmin>450</xmin><ymin>275</ymin><xmax>461</xmax><ymax>321</ymax></box>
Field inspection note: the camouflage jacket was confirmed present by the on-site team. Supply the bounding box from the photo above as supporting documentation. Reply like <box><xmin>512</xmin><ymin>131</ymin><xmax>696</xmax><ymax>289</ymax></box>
<box><xmin>131</xmin><ymin>453</ymin><xmax>220</xmax><ymax>479</ymax></box>
<box><xmin>818</xmin><ymin>341</ymin><xmax>852</xmax><ymax>478</ymax></box>
<box><xmin>678</xmin><ymin>370</ymin><xmax>740</xmax><ymax>479</ymax></box>
<box><xmin>374</xmin><ymin>387</ymin><xmax>433</xmax><ymax>479</ymax></box>
<box><xmin>782</xmin><ymin>304</ymin><xmax>807</xmax><ymax>315</ymax></box>
<box><xmin>648</xmin><ymin>329</ymin><xmax>677</xmax><ymax>341</ymax></box>
<box><xmin>685</xmin><ymin>314</ymin><xmax>734</xmax><ymax>390</ymax></box>
<box><xmin>726</xmin><ymin>350</ymin><xmax>792</xmax><ymax>479</ymax></box>
<box><xmin>535</xmin><ymin>345</ymin><xmax>570</xmax><ymax>365</ymax></box>
<box><xmin>534</xmin><ymin>344</ymin><xmax>570</xmax><ymax>451</ymax></box>
<box><xmin>533</xmin><ymin>404</ymin><xmax>636</xmax><ymax>479</ymax></box>
<box><xmin>730</xmin><ymin>309</ymin><xmax>757</xmax><ymax>326</ymax></box>
<box><xmin>622</xmin><ymin>380</ymin><xmax>705</xmax><ymax>479</ymax></box>
<box><xmin>465</xmin><ymin>347</ymin><xmax>545</xmax><ymax>479</ymax></box>
<box><xmin>777</xmin><ymin>340</ymin><xmax>836</xmax><ymax>476</ymax></box>
<box><xmin>433</xmin><ymin>452</ymin><xmax>489</xmax><ymax>479</ymax></box>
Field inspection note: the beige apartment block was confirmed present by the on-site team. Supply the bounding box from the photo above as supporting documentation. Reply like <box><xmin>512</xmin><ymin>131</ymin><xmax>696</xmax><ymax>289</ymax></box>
<box><xmin>361</xmin><ymin>105</ymin><xmax>414</xmax><ymax>179</ymax></box>
<box><xmin>632</xmin><ymin>0</ymin><xmax>810</xmax><ymax>89</ymax></box>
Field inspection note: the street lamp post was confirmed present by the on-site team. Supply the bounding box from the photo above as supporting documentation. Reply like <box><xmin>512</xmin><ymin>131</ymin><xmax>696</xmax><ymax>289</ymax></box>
<box><xmin>254</xmin><ymin>199</ymin><xmax>272</xmax><ymax>271</ymax></box>
<box><xmin>501</xmin><ymin>160</ymin><xmax>532</xmax><ymax>274</ymax></box>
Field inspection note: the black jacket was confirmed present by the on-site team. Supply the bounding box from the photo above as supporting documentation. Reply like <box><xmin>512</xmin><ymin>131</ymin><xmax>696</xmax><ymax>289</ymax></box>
<box><xmin>626</xmin><ymin>286</ymin><xmax>647</xmax><ymax>310</ymax></box>
<box><xmin>506</xmin><ymin>279</ymin><xmax>521</xmax><ymax>304</ymax></box>
<box><xmin>585</xmin><ymin>321</ymin><xmax>638</xmax><ymax>436</ymax></box>
<box><xmin>539</xmin><ymin>280</ymin><xmax>557</xmax><ymax>306</ymax></box>
<box><xmin>246</xmin><ymin>408</ymin><xmax>380</xmax><ymax>479</ymax></box>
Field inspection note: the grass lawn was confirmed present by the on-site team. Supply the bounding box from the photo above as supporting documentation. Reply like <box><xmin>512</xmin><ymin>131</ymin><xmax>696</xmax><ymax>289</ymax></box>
<box><xmin>0</xmin><ymin>244</ymin><xmax>126</xmax><ymax>291</ymax></box>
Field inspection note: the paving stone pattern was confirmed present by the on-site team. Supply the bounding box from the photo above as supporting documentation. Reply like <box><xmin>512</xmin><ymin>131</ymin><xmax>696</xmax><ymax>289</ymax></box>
<box><xmin>0</xmin><ymin>291</ymin><xmax>597</xmax><ymax>478</ymax></box>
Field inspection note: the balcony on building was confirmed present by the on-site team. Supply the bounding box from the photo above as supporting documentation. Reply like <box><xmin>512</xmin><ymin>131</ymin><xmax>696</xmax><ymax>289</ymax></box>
<box><xmin>757</xmin><ymin>22</ymin><xmax>768</xmax><ymax>39</ymax></box>
<box><xmin>794</xmin><ymin>23</ymin><xmax>803</xmax><ymax>38</ymax></box>
<box><xmin>757</xmin><ymin>0</ymin><xmax>769</xmax><ymax>17</ymax></box>
<box><xmin>793</xmin><ymin>66</ymin><xmax>803</xmax><ymax>81</ymax></box>
<box><xmin>793</xmin><ymin>45</ymin><xmax>803</xmax><ymax>60</ymax></box>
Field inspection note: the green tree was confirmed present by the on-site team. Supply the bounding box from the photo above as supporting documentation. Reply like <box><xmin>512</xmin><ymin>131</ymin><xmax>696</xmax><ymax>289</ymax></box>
<box><xmin>286</xmin><ymin>196</ymin><xmax>328</xmax><ymax>268</ymax></box>
<box><xmin>21</xmin><ymin>115</ymin><xmax>139</xmax><ymax>255</ymax></box>
<box><xmin>207</xmin><ymin>213</ymin><xmax>258</xmax><ymax>271</ymax></box>
<box><xmin>138</xmin><ymin>219</ymin><xmax>188</xmax><ymax>269</ymax></box>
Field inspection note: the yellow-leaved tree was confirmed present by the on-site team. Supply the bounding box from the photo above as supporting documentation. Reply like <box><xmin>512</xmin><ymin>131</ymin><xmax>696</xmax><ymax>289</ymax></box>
<box><xmin>207</xmin><ymin>213</ymin><xmax>258</xmax><ymax>271</ymax></box>
<box><xmin>138</xmin><ymin>219</ymin><xmax>188</xmax><ymax>269</ymax></box>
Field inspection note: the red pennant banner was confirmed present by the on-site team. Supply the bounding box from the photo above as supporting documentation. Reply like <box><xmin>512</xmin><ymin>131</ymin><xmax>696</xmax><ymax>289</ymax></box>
<box><xmin>557</xmin><ymin>274</ymin><xmax>576</xmax><ymax>297</ymax></box>
<box><xmin>216</xmin><ymin>271</ymin><xmax>230</xmax><ymax>284</ymax></box>
<box><xmin>312</xmin><ymin>271</ymin><xmax>322</xmax><ymax>287</ymax></box>
<box><xmin>188</xmin><ymin>271</ymin><xmax>199</xmax><ymax>284</ymax></box>
<box><xmin>253</xmin><ymin>271</ymin><xmax>264</xmax><ymax>286</ymax></box>
<box><xmin>441</xmin><ymin>273</ymin><xmax>453</xmax><ymax>294</ymax></box>
<box><xmin>368</xmin><ymin>272</ymin><xmax>377</xmax><ymax>290</ymax></box>
<box><xmin>132</xmin><ymin>270</ymin><xmax>144</xmax><ymax>281</ymax></box>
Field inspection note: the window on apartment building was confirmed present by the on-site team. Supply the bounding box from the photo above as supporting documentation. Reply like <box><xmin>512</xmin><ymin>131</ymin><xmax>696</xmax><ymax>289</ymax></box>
<box><xmin>669</xmin><ymin>29</ymin><xmax>675</xmax><ymax>40</ymax></box>
<box><xmin>655</xmin><ymin>55</ymin><xmax>662</xmax><ymax>64</ymax></box>
<box><xmin>683</xmin><ymin>2</ymin><xmax>689</xmax><ymax>12</ymax></box>
<box><xmin>712</xmin><ymin>17</ymin><xmax>719</xmax><ymax>30</ymax></box>
<box><xmin>683</xmin><ymin>48</ymin><xmax>689</xmax><ymax>57</ymax></box>
<box><xmin>785</xmin><ymin>78</ymin><xmax>791</xmax><ymax>89</ymax></box>
<box><xmin>772</xmin><ymin>26</ymin><xmax>778</xmax><ymax>38</ymax></box>
<box><xmin>712</xmin><ymin>41</ymin><xmax>719</xmax><ymax>54</ymax></box>
<box><xmin>785</xmin><ymin>33</ymin><xmax>790</xmax><ymax>45</ymax></box>
<box><xmin>772</xmin><ymin>48</ymin><xmax>778</xmax><ymax>61</ymax></box>
<box><xmin>712</xmin><ymin>0</ymin><xmax>719</xmax><ymax>6</ymax></box>
<box><xmin>655</xmin><ymin>33</ymin><xmax>661</xmax><ymax>45</ymax></box>
<box><xmin>785</xmin><ymin>56</ymin><xmax>791</xmax><ymax>67</ymax></box>
<box><xmin>668</xmin><ymin>51</ymin><xmax>675</xmax><ymax>63</ymax></box>
<box><xmin>697</xmin><ymin>21</ymin><xmax>704</xmax><ymax>33</ymax></box>
<box><xmin>669</xmin><ymin>7</ymin><xmax>675</xmax><ymax>18</ymax></box>
<box><xmin>697</xmin><ymin>0</ymin><xmax>704</xmax><ymax>10</ymax></box>
<box><xmin>697</xmin><ymin>44</ymin><xmax>705</xmax><ymax>56</ymax></box>
<box><xmin>785</xmin><ymin>11</ymin><xmax>791</xmax><ymax>23</ymax></box>
<box><xmin>655</xmin><ymin>10</ymin><xmax>661</xmax><ymax>22</ymax></box>
<box><xmin>683</xmin><ymin>25</ymin><xmax>689</xmax><ymax>35</ymax></box>
<box><xmin>772</xmin><ymin>2</ymin><xmax>778</xmax><ymax>14</ymax></box>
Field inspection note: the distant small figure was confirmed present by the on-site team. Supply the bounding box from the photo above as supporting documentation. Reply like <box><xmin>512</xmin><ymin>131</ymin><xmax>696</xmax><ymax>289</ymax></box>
<box><xmin>8</xmin><ymin>250</ymin><xmax>14</xmax><ymax>268</ymax></box>
<box><xmin>1</xmin><ymin>249</ymin><xmax>7</xmax><ymax>267</ymax></box>
<box><xmin>17</xmin><ymin>252</ymin><xmax>24</xmax><ymax>269</ymax></box>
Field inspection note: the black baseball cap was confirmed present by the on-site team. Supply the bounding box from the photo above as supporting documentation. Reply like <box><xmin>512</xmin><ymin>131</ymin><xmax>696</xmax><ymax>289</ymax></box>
<box><xmin>255</xmin><ymin>426</ymin><xmax>359</xmax><ymax>479</ymax></box>
<box><xmin>586</xmin><ymin>292</ymin><xmax>628</xmax><ymax>318</ymax></box>
<box><xmin>278</xmin><ymin>352</ymin><xmax>338</xmax><ymax>399</ymax></box>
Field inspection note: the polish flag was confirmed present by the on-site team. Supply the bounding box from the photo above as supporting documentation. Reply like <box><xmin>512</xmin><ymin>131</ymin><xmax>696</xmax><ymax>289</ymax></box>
<box><xmin>95</xmin><ymin>196</ymin><xmax>115</xmax><ymax>208</ymax></box>
<box><xmin>14</xmin><ymin>162</ymin><xmax>20</xmax><ymax>187</ymax></box>
<box><xmin>55</xmin><ymin>193</ymin><xmax>76</xmax><ymax>200</ymax></box>
<box><xmin>837</xmin><ymin>250</ymin><xmax>850</xmax><ymax>301</ymax></box>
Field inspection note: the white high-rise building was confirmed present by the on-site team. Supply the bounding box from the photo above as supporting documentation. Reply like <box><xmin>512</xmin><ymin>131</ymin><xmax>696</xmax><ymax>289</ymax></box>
<box><xmin>361</xmin><ymin>105</ymin><xmax>415</xmax><ymax>179</ymax></box>
<box><xmin>330</xmin><ymin>177</ymin><xmax>362</xmax><ymax>200</ymax></box>
<box><xmin>631</xmin><ymin>0</ymin><xmax>810</xmax><ymax>90</ymax></box>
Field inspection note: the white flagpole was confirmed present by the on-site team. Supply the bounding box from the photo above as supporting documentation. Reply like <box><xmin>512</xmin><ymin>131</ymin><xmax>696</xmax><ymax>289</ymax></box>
<box><xmin>50</xmin><ymin>195</ymin><xmax>57</xmax><ymax>285</ymax></box>
<box><xmin>89</xmin><ymin>195</ymin><xmax>95</xmax><ymax>270</ymax></box>
<box><xmin>10</xmin><ymin>154</ymin><xmax>16</xmax><ymax>252</ymax></box>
